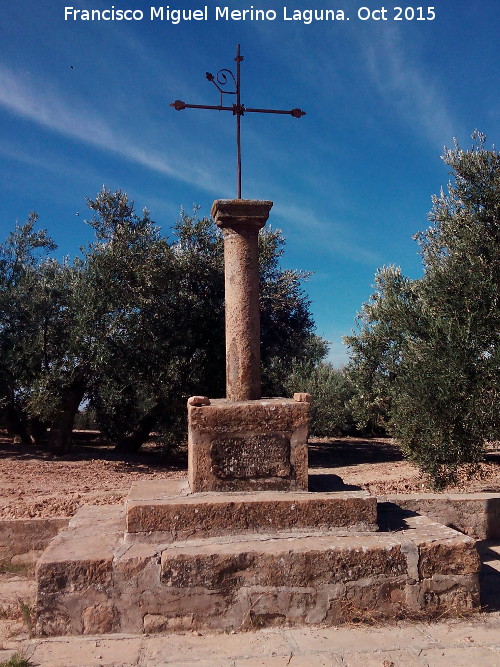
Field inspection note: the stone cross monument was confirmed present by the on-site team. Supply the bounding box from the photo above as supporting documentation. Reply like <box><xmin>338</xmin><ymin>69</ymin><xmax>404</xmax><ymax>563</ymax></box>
<box><xmin>34</xmin><ymin>46</ymin><xmax>478</xmax><ymax>641</ymax></box>
<box><xmin>171</xmin><ymin>46</ymin><xmax>311</xmax><ymax>492</ymax></box>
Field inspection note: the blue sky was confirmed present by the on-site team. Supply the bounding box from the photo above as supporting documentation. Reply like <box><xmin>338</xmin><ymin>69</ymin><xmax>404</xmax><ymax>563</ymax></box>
<box><xmin>1</xmin><ymin>1</ymin><xmax>499</xmax><ymax>366</ymax></box>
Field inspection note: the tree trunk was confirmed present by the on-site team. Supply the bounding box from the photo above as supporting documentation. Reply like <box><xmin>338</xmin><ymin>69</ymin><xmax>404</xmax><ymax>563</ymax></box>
<box><xmin>114</xmin><ymin>412</ymin><xmax>159</xmax><ymax>453</ymax></box>
<box><xmin>5</xmin><ymin>403</ymin><xmax>31</xmax><ymax>446</ymax></box>
<box><xmin>28</xmin><ymin>417</ymin><xmax>49</xmax><ymax>446</ymax></box>
<box><xmin>48</xmin><ymin>379</ymin><xmax>86</xmax><ymax>455</ymax></box>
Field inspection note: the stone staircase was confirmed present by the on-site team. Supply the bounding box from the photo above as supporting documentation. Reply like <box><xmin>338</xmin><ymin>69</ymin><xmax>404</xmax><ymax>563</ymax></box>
<box><xmin>35</xmin><ymin>478</ymin><xmax>480</xmax><ymax>636</ymax></box>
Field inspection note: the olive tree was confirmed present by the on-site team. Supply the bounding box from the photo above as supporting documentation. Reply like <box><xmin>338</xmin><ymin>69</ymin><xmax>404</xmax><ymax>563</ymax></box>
<box><xmin>0</xmin><ymin>216</ymin><xmax>86</xmax><ymax>452</ymax></box>
<box><xmin>86</xmin><ymin>191</ymin><xmax>325</xmax><ymax>451</ymax></box>
<box><xmin>345</xmin><ymin>133</ymin><xmax>500</xmax><ymax>486</ymax></box>
<box><xmin>1</xmin><ymin>188</ymin><xmax>325</xmax><ymax>454</ymax></box>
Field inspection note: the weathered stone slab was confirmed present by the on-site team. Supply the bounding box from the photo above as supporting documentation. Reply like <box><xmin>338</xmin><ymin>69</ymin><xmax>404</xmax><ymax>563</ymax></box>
<box><xmin>160</xmin><ymin>533</ymin><xmax>408</xmax><ymax>589</ymax></box>
<box><xmin>379</xmin><ymin>505</ymin><xmax>481</xmax><ymax>613</ymax></box>
<box><xmin>379</xmin><ymin>506</ymin><xmax>481</xmax><ymax>574</ymax></box>
<box><xmin>35</xmin><ymin>506</ymin><xmax>124</xmax><ymax>636</ymax></box>
<box><xmin>188</xmin><ymin>398</ymin><xmax>309</xmax><ymax>492</ymax></box>
<box><xmin>383</xmin><ymin>493</ymin><xmax>500</xmax><ymax>540</ymax></box>
<box><xmin>27</xmin><ymin>636</ymin><xmax>144</xmax><ymax>667</ymax></box>
<box><xmin>418</xmin><ymin>646</ymin><xmax>500</xmax><ymax>666</ymax></box>
<box><xmin>140</xmin><ymin>630</ymin><xmax>292</xmax><ymax>664</ymax></box>
<box><xmin>289</xmin><ymin>623</ymin><xmax>430</xmax><ymax>653</ymax></box>
<box><xmin>154</xmin><ymin>517</ymin><xmax>479</xmax><ymax>629</ymax></box>
<box><xmin>151</xmin><ymin>532</ymin><xmax>411</xmax><ymax>630</ymax></box>
<box><xmin>0</xmin><ymin>517</ymin><xmax>69</xmax><ymax>563</ymax></box>
<box><xmin>126</xmin><ymin>479</ymin><xmax>377</xmax><ymax>536</ymax></box>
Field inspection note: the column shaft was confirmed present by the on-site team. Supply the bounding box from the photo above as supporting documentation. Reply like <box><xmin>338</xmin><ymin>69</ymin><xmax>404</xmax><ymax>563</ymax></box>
<box><xmin>212</xmin><ymin>199</ymin><xmax>273</xmax><ymax>401</ymax></box>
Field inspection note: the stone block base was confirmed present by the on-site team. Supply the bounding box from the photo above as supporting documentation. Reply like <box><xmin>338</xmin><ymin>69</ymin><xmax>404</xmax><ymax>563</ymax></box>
<box><xmin>125</xmin><ymin>480</ymin><xmax>378</xmax><ymax>536</ymax></box>
<box><xmin>0</xmin><ymin>517</ymin><xmax>69</xmax><ymax>564</ymax></box>
<box><xmin>35</xmin><ymin>496</ymin><xmax>480</xmax><ymax>636</ymax></box>
<box><xmin>188</xmin><ymin>398</ymin><xmax>309</xmax><ymax>492</ymax></box>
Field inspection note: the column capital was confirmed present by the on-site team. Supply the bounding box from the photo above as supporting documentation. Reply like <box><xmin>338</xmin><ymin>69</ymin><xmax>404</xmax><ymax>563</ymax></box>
<box><xmin>211</xmin><ymin>199</ymin><xmax>273</xmax><ymax>230</ymax></box>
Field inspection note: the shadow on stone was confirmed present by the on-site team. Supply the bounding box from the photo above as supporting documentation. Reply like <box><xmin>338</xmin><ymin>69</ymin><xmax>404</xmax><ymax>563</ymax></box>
<box><xmin>377</xmin><ymin>501</ymin><xmax>420</xmax><ymax>532</ymax></box>
<box><xmin>476</xmin><ymin>540</ymin><xmax>500</xmax><ymax>611</ymax></box>
<box><xmin>308</xmin><ymin>473</ymin><xmax>362</xmax><ymax>492</ymax></box>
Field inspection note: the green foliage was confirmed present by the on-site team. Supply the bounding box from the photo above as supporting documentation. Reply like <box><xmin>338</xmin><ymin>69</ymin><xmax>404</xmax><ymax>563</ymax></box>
<box><xmin>83</xmin><ymin>194</ymin><xmax>202</xmax><ymax>451</ymax></box>
<box><xmin>285</xmin><ymin>361</ymin><xmax>354</xmax><ymax>436</ymax></box>
<box><xmin>73</xmin><ymin>406</ymin><xmax>97</xmax><ymax>430</ymax></box>
<box><xmin>344</xmin><ymin>266</ymin><xmax>416</xmax><ymax>435</ymax></box>
<box><xmin>0</xmin><ymin>214</ymin><xmax>65</xmax><ymax>445</ymax></box>
<box><xmin>86</xmin><ymin>195</ymin><xmax>326</xmax><ymax>450</ymax></box>
<box><xmin>345</xmin><ymin>133</ymin><xmax>500</xmax><ymax>486</ymax></box>
<box><xmin>258</xmin><ymin>228</ymin><xmax>327</xmax><ymax>395</ymax></box>
<box><xmin>0</xmin><ymin>189</ymin><xmax>323</xmax><ymax>454</ymax></box>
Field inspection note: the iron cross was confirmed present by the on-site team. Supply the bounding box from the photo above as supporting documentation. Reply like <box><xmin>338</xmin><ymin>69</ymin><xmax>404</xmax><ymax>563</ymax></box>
<box><xmin>170</xmin><ymin>44</ymin><xmax>306</xmax><ymax>199</ymax></box>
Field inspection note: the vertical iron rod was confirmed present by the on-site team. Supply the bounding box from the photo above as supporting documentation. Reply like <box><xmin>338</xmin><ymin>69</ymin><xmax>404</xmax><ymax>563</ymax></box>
<box><xmin>236</xmin><ymin>44</ymin><xmax>242</xmax><ymax>199</ymax></box>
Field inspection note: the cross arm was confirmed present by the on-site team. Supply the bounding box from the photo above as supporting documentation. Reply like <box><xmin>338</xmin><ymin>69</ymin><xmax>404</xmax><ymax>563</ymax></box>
<box><xmin>245</xmin><ymin>107</ymin><xmax>306</xmax><ymax>118</ymax></box>
<box><xmin>170</xmin><ymin>100</ymin><xmax>306</xmax><ymax>118</ymax></box>
<box><xmin>170</xmin><ymin>100</ymin><xmax>234</xmax><ymax>112</ymax></box>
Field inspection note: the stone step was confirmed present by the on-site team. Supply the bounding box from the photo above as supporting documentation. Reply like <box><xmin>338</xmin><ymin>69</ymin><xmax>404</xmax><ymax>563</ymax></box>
<box><xmin>35</xmin><ymin>503</ymin><xmax>481</xmax><ymax>636</ymax></box>
<box><xmin>125</xmin><ymin>479</ymin><xmax>378</xmax><ymax>537</ymax></box>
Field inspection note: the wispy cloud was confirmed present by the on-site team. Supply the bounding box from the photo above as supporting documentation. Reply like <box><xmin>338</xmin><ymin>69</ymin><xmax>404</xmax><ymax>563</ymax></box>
<box><xmin>0</xmin><ymin>64</ymin><xmax>227</xmax><ymax>195</ymax></box>
<box><xmin>273</xmin><ymin>202</ymin><xmax>380</xmax><ymax>265</ymax></box>
<box><xmin>0</xmin><ymin>140</ymin><xmax>94</xmax><ymax>182</ymax></box>
<box><xmin>360</xmin><ymin>27</ymin><xmax>460</xmax><ymax>146</ymax></box>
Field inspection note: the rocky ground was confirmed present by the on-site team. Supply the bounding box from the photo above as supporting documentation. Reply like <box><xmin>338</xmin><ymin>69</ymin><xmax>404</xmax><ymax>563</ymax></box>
<box><xmin>0</xmin><ymin>432</ymin><xmax>499</xmax><ymax>519</ymax></box>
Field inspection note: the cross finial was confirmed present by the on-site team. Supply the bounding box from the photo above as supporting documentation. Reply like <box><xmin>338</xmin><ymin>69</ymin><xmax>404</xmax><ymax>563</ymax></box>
<box><xmin>170</xmin><ymin>45</ymin><xmax>306</xmax><ymax>199</ymax></box>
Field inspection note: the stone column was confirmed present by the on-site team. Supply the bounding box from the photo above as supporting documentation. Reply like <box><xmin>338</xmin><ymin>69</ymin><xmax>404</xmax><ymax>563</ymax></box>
<box><xmin>211</xmin><ymin>199</ymin><xmax>273</xmax><ymax>401</ymax></box>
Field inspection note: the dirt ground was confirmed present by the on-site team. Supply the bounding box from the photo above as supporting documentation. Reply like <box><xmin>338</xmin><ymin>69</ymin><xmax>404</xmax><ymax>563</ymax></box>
<box><xmin>309</xmin><ymin>437</ymin><xmax>500</xmax><ymax>495</ymax></box>
<box><xmin>0</xmin><ymin>431</ymin><xmax>499</xmax><ymax>519</ymax></box>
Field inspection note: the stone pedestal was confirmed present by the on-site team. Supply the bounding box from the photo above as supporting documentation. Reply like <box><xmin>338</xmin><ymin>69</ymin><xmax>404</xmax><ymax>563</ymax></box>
<box><xmin>212</xmin><ymin>199</ymin><xmax>272</xmax><ymax>401</ymax></box>
<box><xmin>188</xmin><ymin>396</ymin><xmax>310</xmax><ymax>493</ymax></box>
<box><xmin>187</xmin><ymin>199</ymin><xmax>310</xmax><ymax>495</ymax></box>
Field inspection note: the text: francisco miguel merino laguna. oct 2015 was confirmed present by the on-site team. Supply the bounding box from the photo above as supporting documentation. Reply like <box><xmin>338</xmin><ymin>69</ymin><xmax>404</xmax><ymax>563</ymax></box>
<box><xmin>63</xmin><ymin>6</ymin><xmax>438</xmax><ymax>24</ymax></box>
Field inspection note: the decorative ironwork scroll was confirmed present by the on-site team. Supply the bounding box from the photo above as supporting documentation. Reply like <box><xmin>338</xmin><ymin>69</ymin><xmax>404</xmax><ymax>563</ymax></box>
<box><xmin>170</xmin><ymin>45</ymin><xmax>306</xmax><ymax>199</ymax></box>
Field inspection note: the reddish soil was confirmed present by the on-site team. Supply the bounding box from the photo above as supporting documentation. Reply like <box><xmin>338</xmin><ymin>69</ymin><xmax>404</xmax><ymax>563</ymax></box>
<box><xmin>308</xmin><ymin>437</ymin><xmax>500</xmax><ymax>495</ymax></box>
<box><xmin>0</xmin><ymin>432</ymin><xmax>499</xmax><ymax>519</ymax></box>
<box><xmin>0</xmin><ymin>431</ymin><xmax>185</xmax><ymax>519</ymax></box>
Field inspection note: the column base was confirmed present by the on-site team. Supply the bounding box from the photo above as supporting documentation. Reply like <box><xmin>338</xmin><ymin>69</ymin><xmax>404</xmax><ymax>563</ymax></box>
<box><xmin>187</xmin><ymin>397</ymin><xmax>310</xmax><ymax>493</ymax></box>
